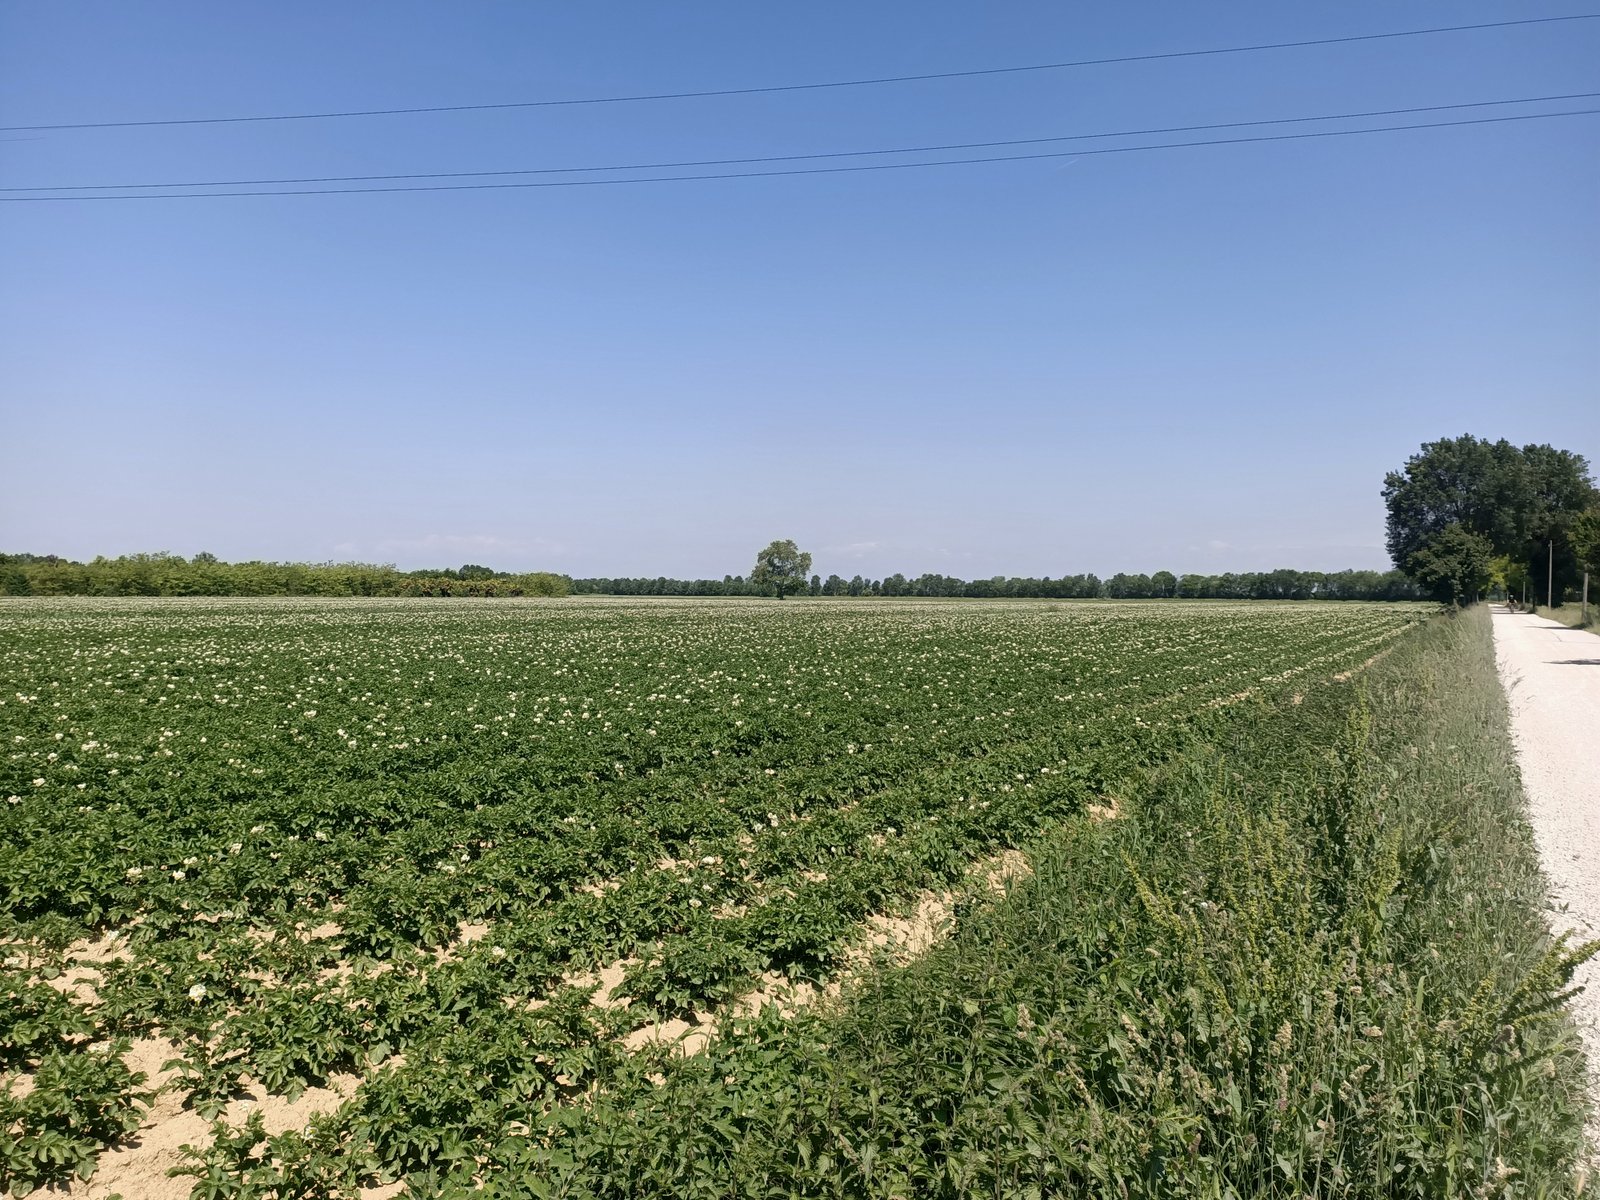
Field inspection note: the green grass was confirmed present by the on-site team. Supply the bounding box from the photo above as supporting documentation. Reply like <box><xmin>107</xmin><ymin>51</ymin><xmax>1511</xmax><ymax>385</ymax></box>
<box><xmin>1535</xmin><ymin>604</ymin><xmax>1598</xmax><ymax>631</ymax></box>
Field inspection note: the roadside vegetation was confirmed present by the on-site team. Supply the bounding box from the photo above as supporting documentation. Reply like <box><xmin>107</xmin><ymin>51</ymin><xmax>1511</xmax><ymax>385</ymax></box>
<box><xmin>1533</xmin><ymin>604</ymin><xmax>1598</xmax><ymax>632</ymax></box>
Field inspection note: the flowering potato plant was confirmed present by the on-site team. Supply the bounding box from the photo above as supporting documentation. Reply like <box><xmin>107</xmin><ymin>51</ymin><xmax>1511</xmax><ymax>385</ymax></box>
<box><xmin>0</xmin><ymin>596</ymin><xmax>1429</xmax><ymax>1194</ymax></box>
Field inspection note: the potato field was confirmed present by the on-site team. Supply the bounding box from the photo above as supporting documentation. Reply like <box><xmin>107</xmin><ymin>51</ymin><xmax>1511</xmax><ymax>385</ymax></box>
<box><xmin>1</xmin><ymin>597</ymin><xmax>1435</xmax><ymax>1196</ymax></box>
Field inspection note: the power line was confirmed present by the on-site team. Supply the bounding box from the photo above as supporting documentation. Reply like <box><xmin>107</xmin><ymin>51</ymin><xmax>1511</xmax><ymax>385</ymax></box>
<box><xmin>7</xmin><ymin>92</ymin><xmax>1592</xmax><ymax>193</ymax></box>
<box><xmin>5</xmin><ymin>14</ymin><xmax>1596</xmax><ymax>133</ymax></box>
<box><xmin>5</xmin><ymin>107</ymin><xmax>1594</xmax><ymax>201</ymax></box>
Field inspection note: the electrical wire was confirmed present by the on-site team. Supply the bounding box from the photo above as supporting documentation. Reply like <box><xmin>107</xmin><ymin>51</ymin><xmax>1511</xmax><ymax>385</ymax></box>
<box><xmin>4</xmin><ymin>107</ymin><xmax>1594</xmax><ymax>201</ymax></box>
<box><xmin>6</xmin><ymin>91</ymin><xmax>1593</xmax><ymax>193</ymax></box>
<box><xmin>4</xmin><ymin>14</ymin><xmax>1595</xmax><ymax>133</ymax></box>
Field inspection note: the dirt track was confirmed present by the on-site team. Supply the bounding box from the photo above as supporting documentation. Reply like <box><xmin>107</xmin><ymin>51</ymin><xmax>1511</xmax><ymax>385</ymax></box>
<box><xmin>1491</xmin><ymin>607</ymin><xmax>1600</xmax><ymax>1159</ymax></box>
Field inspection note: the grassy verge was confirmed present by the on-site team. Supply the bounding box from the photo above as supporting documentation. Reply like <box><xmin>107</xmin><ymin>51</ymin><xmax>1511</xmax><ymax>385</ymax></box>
<box><xmin>1535</xmin><ymin>604</ymin><xmax>1598</xmax><ymax>631</ymax></box>
<box><xmin>171</xmin><ymin>609</ymin><xmax>1593</xmax><ymax>1197</ymax></box>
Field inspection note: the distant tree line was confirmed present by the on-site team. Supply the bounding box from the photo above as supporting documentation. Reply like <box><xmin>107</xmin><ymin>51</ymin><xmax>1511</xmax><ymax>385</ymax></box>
<box><xmin>0</xmin><ymin>553</ymin><xmax>1424</xmax><ymax>603</ymax></box>
<box><xmin>572</xmin><ymin>568</ymin><xmax>1420</xmax><ymax>601</ymax></box>
<box><xmin>570</xmin><ymin>575</ymin><xmax>769</xmax><ymax>597</ymax></box>
<box><xmin>0</xmin><ymin>553</ymin><xmax>570</xmax><ymax>598</ymax></box>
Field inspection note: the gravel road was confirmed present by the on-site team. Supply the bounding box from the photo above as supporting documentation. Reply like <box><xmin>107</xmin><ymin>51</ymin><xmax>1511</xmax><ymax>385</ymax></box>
<box><xmin>1491</xmin><ymin>607</ymin><xmax>1600</xmax><ymax>1156</ymax></box>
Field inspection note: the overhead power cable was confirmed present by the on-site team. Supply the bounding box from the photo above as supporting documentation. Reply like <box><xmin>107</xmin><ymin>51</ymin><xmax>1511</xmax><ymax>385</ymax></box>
<box><xmin>3</xmin><ymin>14</ymin><xmax>1595</xmax><ymax>133</ymax></box>
<box><xmin>4</xmin><ymin>107</ymin><xmax>1595</xmax><ymax>201</ymax></box>
<box><xmin>6</xmin><ymin>91</ymin><xmax>1592</xmax><ymax>193</ymax></box>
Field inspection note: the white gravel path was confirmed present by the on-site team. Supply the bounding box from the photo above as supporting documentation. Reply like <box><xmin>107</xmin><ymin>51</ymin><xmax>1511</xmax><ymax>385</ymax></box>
<box><xmin>1491</xmin><ymin>607</ymin><xmax>1600</xmax><ymax>1154</ymax></box>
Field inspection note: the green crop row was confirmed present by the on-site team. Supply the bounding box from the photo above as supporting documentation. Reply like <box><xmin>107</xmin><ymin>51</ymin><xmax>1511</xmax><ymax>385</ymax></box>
<box><xmin>0</xmin><ymin>598</ymin><xmax>1432</xmax><ymax>1195</ymax></box>
<box><xmin>424</xmin><ymin>606</ymin><xmax>1587</xmax><ymax>1199</ymax></box>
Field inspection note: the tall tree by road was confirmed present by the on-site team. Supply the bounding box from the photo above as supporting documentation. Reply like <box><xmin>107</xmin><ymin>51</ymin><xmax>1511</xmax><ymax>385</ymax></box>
<box><xmin>1406</xmin><ymin>523</ymin><xmax>1494</xmax><ymax>607</ymax></box>
<box><xmin>1383</xmin><ymin>436</ymin><xmax>1596</xmax><ymax>603</ymax></box>
<box><xmin>1573</xmin><ymin>507</ymin><xmax>1600</xmax><ymax>580</ymax></box>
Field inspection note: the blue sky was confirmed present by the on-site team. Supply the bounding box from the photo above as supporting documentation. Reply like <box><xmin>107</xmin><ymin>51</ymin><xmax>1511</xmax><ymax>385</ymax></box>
<box><xmin>2</xmin><ymin>2</ymin><xmax>1596</xmax><ymax>579</ymax></box>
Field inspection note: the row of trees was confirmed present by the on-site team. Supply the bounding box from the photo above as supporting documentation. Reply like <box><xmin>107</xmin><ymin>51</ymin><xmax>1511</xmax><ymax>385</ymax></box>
<box><xmin>572</xmin><ymin>568</ymin><xmax>1421</xmax><ymax>601</ymax></box>
<box><xmin>1382</xmin><ymin>437</ymin><xmax>1600</xmax><ymax>605</ymax></box>
<box><xmin>0</xmin><ymin>552</ymin><xmax>1422</xmax><ymax>603</ymax></box>
<box><xmin>0</xmin><ymin>553</ymin><xmax>569</xmax><ymax>598</ymax></box>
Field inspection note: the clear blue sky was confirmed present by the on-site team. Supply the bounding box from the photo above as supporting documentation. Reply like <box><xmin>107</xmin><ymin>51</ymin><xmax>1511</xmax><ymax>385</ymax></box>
<box><xmin>2</xmin><ymin>2</ymin><xmax>1596</xmax><ymax>579</ymax></box>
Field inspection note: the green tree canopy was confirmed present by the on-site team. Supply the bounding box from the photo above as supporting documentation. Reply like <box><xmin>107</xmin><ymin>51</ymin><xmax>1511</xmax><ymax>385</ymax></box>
<box><xmin>1382</xmin><ymin>436</ymin><xmax>1529</xmax><ymax>567</ymax></box>
<box><xmin>1407</xmin><ymin>523</ymin><xmax>1494</xmax><ymax>606</ymax></box>
<box><xmin>1572</xmin><ymin>507</ymin><xmax>1600</xmax><ymax>577</ymax></box>
<box><xmin>1383</xmin><ymin>436</ymin><xmax>1597</xmax><ymax>601</ymax></box>
<box><xmin>750</xmin><ymin>539</ymin><xmax>813</xmax><ymax>600</ymax></box>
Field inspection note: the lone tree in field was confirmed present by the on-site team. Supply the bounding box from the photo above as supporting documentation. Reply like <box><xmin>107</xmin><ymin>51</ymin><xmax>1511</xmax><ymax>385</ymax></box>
<box><xmin>751</xmin><ymin>539</ymin><xmax>812</xmax><ymax>600</ymax></box>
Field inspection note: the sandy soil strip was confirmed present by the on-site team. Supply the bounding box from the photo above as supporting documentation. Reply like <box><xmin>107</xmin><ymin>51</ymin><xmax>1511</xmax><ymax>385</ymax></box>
<box><xmin>63</xmin><ymin>1035</ymin><xmax>360</xmax><ymax>1200</ymax></box>
<box><xmin>44</xmin><ymin>842</ymin><xmax>1044</xmax><ymax>1193</ymax></box>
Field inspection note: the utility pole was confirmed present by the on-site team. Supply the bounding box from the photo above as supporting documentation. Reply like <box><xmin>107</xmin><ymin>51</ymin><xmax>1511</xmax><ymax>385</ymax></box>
<box><xmin>1548</xmin><ymin>539</ymin><xmax>1555</xmax><ymax>609</ymax></box>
